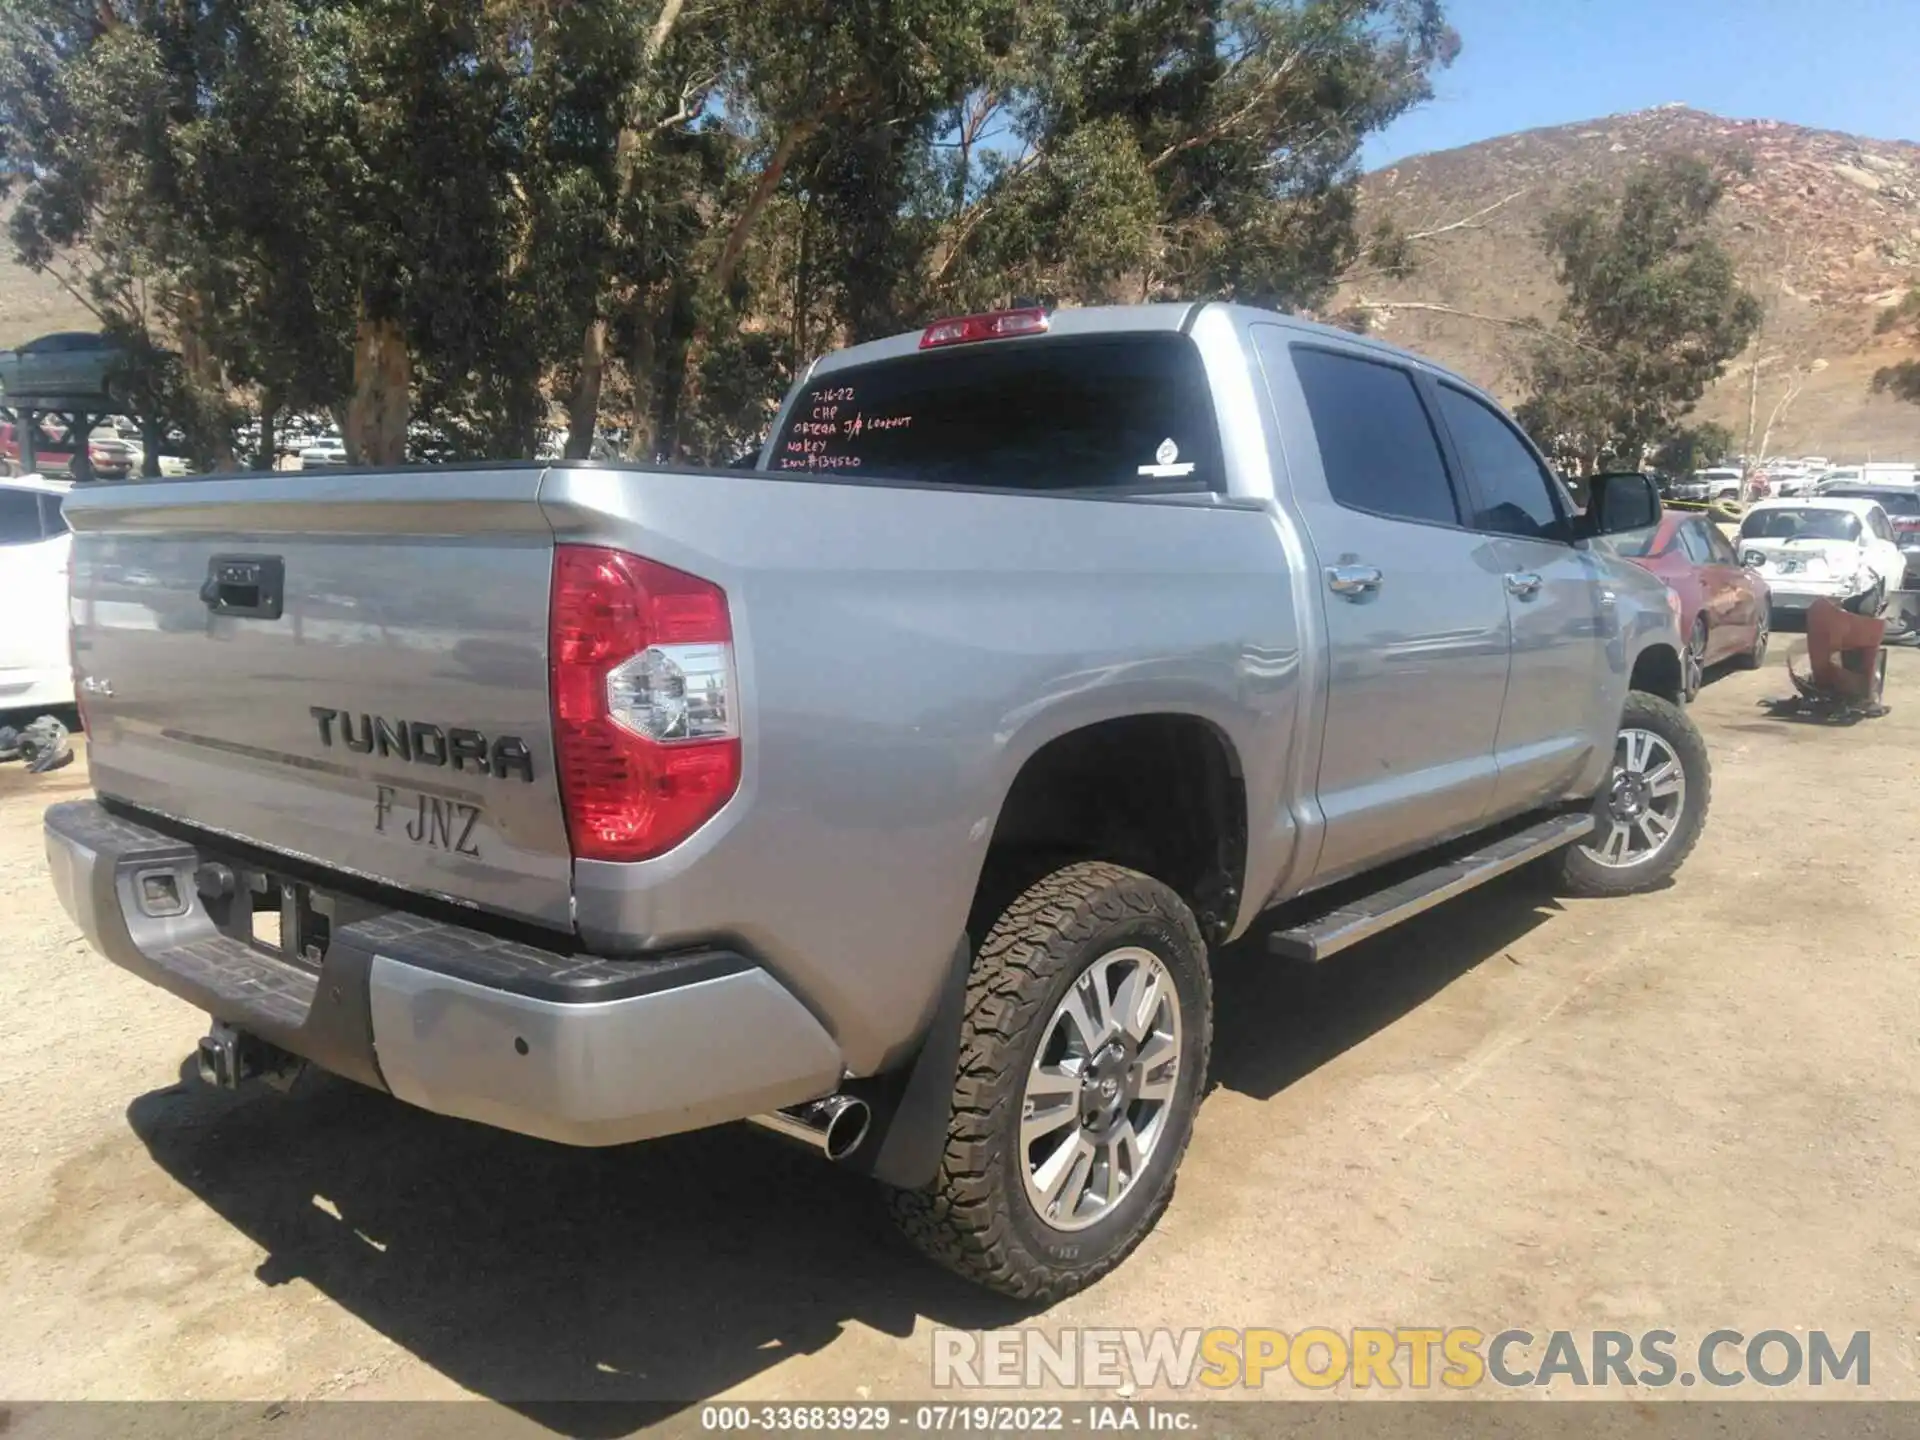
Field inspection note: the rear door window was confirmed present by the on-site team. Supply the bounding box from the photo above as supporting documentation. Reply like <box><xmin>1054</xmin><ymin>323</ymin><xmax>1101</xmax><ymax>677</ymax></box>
<box><xmin>1288</xmin><ymin>346</ymin><xmax>1459</xmax><ymax>526</ymax></box>
<box><xmin>1678</xmin><ymin>522</ymin><xmax>1712</xmax><ymax>565</ymax></box>
<box><xmin>770</xmin><ymin>334</ymin><xmax>1222</xmax><ymax>492</ymax></box>
<box><xmin>1435</xmin><ymin>385</ymin><xmax>1567</xmax><ymax>542</ymax></box>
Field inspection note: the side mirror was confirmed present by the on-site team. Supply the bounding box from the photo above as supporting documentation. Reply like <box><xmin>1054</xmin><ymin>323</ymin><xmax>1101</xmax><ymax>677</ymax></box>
<box><xmin>1581</xmin><ymin>471</ymin><xmax>1662</xmax><ymax>537</ymax></box>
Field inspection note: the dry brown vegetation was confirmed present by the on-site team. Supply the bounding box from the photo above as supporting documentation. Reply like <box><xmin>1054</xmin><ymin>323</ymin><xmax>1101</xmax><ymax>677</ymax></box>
<box><xmin>1346</xmin><ymin>106</ymin><xmax>1920</xmax><ymax>460</ymax></box>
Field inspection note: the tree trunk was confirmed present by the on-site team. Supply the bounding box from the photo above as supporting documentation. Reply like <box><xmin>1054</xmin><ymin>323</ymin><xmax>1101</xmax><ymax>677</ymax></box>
<box><xmin>177</xmin><ymin>288</ymin><xmax>237</xmax><ymax>471</ymax></box>
<box><xmin>713</xmin><ymin>121</ymin><xmax>816</xmax><ymax>304</ymax></box>
<box><xmin>654</xmin><ymin>285</ymin><xmax>697</xmax><ymax>461</ymax></box>
<box><xmin>645</xmin><ymin>0</ymin><xmax>685</xmax><ymax>63</ymax></box>
<box><xmin>566</xmin><ymin>319</ymin><xmax>608</xmax><ymax>459</ymax></box>
<box><xmin>674</xmin><ymin>118</ymin><xmax>821</xmax><ymax>454</ymax></box>
<box><xmin>345</xmin><ymin>310</ymin><xmax>410</xmax><ymax>465</ymax></box>
<box><xmin>624</xmin><ymin>296</ymin><xmax>661</xmax><ymax>460</ymax></box>
<box><xmin>255</xmin><ymin>394</ymin><xmax>278</xmax><ymax>471</ymax></box>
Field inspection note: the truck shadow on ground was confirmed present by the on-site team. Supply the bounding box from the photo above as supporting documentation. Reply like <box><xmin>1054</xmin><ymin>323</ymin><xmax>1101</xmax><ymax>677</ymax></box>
<box><xmin>1208</xmin><ymin>870</ymin><xmax>1562</xmax><ymax>1101</ymax></box>
<box><xmin>124</xmin><ymin>874</ymin><xmax>1560</xmax><ymax>1430</ymax></box>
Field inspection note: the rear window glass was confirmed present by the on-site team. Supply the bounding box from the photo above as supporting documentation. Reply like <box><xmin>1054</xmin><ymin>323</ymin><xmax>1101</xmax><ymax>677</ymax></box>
<box><xmin>0</xmin><ymin>488</ymin><xmax>45</xmax><ymax>544</ymax></box>
<box><xmin>770</xmin><ymin>335</ymin><xmax>1221</xmax><ymax>492</ymax></box>
<box><xmin>1739</xmin><ymin>508</ymin><xmax>1862</xmax><ymax>542</ymax></box>
<box><xmin>1826</xmin><ymin>488</ymin><xmax>1920</xmax><ymax>515</ymax></box>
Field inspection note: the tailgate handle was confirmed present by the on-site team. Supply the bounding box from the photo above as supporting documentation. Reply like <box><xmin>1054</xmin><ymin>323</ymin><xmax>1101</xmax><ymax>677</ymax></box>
<box><xmin>201</xmin><ymin>555</ymin><xmax>285</xmax><ymax>619</ymax></box>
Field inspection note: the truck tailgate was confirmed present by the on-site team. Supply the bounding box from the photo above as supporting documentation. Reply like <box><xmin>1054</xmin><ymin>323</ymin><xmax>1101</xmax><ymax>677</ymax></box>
<box><xmin>64</xmin><ymin>470</ymin><xmax>573</xmax><ymax>930</ymax></box>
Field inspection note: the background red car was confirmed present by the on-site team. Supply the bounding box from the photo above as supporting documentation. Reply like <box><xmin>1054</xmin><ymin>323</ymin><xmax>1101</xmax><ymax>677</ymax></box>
<box><xmin>0</xmin><ymin>418</ymin><xmax>134</xmax><ymax>480</ymax></box>
<box><xmin>1597</xmin><ymin>510</ymin><xmax>1771</xmax><ymax>695</ymax></box>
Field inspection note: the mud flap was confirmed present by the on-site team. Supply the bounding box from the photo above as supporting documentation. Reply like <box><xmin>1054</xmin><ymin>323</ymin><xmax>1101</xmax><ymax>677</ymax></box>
<box><xmin>841</xmin><ymin>935</ymin><xmax>973</xmax><ymax>1190</ymax></box>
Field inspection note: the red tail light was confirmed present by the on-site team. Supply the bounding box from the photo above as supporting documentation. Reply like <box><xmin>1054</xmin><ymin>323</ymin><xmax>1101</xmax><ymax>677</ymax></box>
<box><xmin>919</xmin><ymin>306</ymin><xmax>1050</xmax><ymax>349</ymax></box>
<box><xmin>549</xmin><ymin>545</ymin><xmax>740</xmax><ymax>862</ymax></box>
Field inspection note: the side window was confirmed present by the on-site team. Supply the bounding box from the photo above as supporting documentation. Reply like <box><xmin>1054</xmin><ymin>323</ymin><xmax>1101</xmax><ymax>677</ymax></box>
<box><xmin>1677</xmin><ymin>522</ymin><xmax>1712</xmax><ymax>564</ymax></box>
<box><xmin>40</xmin><ymin>494</ymin><xmax>69</xmax><ymax>536</ymax></box>
<box><xmin>0</xmin><ymin>489</ymin><xmax>46</xmax><ymax>545</ymax></box>
<box><xmin>1435</xmin><ymin>385</ymin><xmax>1564</xmax><ymax>541</ymax></box>
<box><xmin>1870</xmin><ymin>510</ymin><xmax>1894</xmax><ymax>542</ymax></box>
<box><xmin>1703</xmin><ymin>524</ymin><xmax>1739</xmax><ymax>566</ymax></box>
<box><xmin>1289</xmin><ymin>347</ymin><xmax>1459</xmax><ymax>526</ymax></box>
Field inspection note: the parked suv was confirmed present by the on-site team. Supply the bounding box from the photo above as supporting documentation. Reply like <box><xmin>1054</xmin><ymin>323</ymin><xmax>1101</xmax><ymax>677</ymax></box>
<box><xmin>47</xmin><ymin>303</ymin><xmax>1706</xmax><ymax>1299</ymax></box>
<box><xmin>0</xmin><ymin>474</ymin><xmax>74</xmax><ymax>710</ymax></box>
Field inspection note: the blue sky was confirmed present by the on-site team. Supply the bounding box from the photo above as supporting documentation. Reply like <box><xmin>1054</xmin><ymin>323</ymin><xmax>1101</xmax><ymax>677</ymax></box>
<box><xmin>1364</xmin><ymin>0</ymin><xmax>1920</xmax><ymax>170</ymax></box>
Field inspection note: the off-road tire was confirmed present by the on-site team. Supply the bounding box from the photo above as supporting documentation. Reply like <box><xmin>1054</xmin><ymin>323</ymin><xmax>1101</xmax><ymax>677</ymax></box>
<box><xmin>887</xmin><ymin>862</ymin><xmax>1212</xmax><ymax>1302</ymax></box>
<box><xmin>1551</xmin><ymin>691</ymin><xmax>1711</xmax><ymax>897</ymax></box>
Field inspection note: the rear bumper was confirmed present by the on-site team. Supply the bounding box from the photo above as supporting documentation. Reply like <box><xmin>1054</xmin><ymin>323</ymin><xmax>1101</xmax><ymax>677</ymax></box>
<box><xmin>0</xmin><ymin>666</ymin><xmax>75</xmax><ymax>711</ymax></box>
<box><xmin>1765</xmin><ymin>577</ymin><xmax>1864</xmax><ymax>610</ymax></box>
<box><xmin>44</xmin><ymin>799</ymin><xmax>844</xmax><ymax>1146</ymax></box>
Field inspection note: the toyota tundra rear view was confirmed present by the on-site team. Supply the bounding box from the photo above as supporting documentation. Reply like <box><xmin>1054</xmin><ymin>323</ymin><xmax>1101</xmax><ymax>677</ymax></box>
<box><xmin>47</xmin><ymin>302</ymin><xmax>1707</xmax><ymax>1299</ymax></box>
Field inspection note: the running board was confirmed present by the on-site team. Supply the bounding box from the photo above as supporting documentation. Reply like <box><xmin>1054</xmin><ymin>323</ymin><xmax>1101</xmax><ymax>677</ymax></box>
<box><xmin>1267</xmin><ymin>813</ymin><xmax>1595</xmax><ymax>963</ymax></box>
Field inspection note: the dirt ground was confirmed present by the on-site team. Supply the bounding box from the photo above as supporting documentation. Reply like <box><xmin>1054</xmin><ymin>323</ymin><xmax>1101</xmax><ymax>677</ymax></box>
<box><xmin>4</xmin><ymin>652</ymin><xmax>1920</xmax><ymax>1425</ymax></box>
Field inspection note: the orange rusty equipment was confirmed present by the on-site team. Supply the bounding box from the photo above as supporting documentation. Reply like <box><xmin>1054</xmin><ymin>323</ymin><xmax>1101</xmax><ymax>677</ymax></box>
<box><xmin>1804</xmin><ymin>597</ymin><xmax>1887</xmax><ymax>700</ymax></box>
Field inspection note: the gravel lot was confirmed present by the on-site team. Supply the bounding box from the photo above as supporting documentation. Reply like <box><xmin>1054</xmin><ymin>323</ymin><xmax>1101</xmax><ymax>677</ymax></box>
<box><xmin>4</xmin><ymin>652</ymin><xmax>1919</xmax><ymax>1422</ymax></box>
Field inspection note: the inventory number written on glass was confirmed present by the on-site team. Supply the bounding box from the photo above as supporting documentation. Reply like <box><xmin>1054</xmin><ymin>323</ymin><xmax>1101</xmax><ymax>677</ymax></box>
<box><xmin>777</xmin><ymin>453</ymin><xmax>862</xmax><ymax>469</ymax></box>
<box><xmin>699</xmin><ymin>1405</ymin><xmax>1067</xmax><ymax>1431</ymax></box>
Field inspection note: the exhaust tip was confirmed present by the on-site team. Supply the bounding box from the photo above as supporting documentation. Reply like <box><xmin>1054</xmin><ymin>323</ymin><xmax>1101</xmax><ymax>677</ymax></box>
<box><xmin>821</xmin><ymin>1098</ymin><xmax>871</xmax><ymax>1162</ymax></box>
<box><xmin>746</xmin><ymin>1093</ymin><xmax>874</xmax><ymax>1161</ymax></box>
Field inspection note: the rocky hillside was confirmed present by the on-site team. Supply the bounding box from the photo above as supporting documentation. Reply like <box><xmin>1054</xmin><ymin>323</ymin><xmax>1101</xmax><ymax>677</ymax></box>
<box><xmin>0</xmin><ymin>199</ymin><xmax>93</xmax><ymax>351</ymax></box>
<box><xmin>1343</xmin><ymin>106</ymin><xmax>1920</xmax><ymax>461</ymax></box>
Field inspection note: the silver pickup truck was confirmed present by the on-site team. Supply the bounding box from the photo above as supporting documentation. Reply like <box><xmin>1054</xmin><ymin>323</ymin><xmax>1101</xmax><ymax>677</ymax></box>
<box><xmin>46</xmin><ymin>302</ymin><xmax>1707</xmax><ymax>1301</ymax></box>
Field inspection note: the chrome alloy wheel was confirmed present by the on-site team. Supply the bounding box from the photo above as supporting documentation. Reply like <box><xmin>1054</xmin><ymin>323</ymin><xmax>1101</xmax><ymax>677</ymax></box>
<box><xmin>1019</xmin><ymin>946</ymin><xmax>1182</xmax><ymax>1232</ymax></box>
<box><xmin>1581</xmin><ymin>726</ymin><xmax>1687</xmax><ymax>868</ymax></box>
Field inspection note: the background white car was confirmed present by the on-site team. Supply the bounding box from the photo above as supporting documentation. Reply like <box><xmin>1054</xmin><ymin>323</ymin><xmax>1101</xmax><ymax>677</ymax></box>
<box><xmin>0</xmin><ymin>475</ymin><xmax>74</xmax><ymax>711</ymax></box>
<box><xmin>1736</xmin><ymin>496</ymin><xmax>1906</xmax><ymax>616</ymax></box>
<box><xmin>298</xmin><ymin>433</ymin><xmax>349</xmax><ymax>469</ymax></box>
<box><xmin>1671</xmin><ymin>466</ymin><xmax>1744</xmax><ymax>502</ymax></box>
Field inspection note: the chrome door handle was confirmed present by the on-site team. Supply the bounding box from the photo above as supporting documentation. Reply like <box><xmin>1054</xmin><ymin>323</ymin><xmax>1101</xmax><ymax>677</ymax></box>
<box><xmin>1505</xmin><ymin>571</ymin><xmax>1543</xmax><ymax>599</ymax></box>
<box><xmin>1326</xmin><ymin>564</ymin><xmax>1384</xmax><ymax>598</ymax></box>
